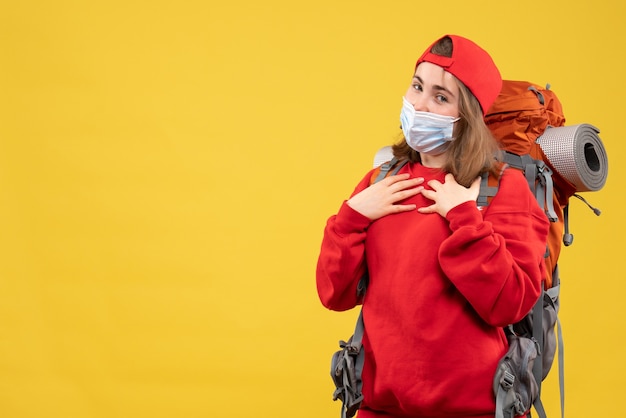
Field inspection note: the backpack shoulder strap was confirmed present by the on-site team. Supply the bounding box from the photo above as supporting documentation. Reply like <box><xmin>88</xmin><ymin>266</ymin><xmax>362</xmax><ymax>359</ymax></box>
<box><xmin>336</xmin><ymin>156</ymin><xmax>411</xmax><ymax>418</ymax></box>
<box><xmin>477</xmin><ymin>162</ymin><xmax>508</xmax><ymax>207</ymax></box>
<box><xmin>370</xmin><ymin>157</ymin><xmax>409</xmax><ymax>184</ymax></box>
<box><xmin>502</xmin><ymin>152</ymin><xmax>558</xmax><ymax>222</ymax></box>
<box><xmin>331</xmin><ymin>309</ymin><xmax>365</xmax><ymax>418</ymax></box>
<box><xmin>361</xmin><ymin>157</ymin><xmax>408</xmax><ymax>293</ymax></box>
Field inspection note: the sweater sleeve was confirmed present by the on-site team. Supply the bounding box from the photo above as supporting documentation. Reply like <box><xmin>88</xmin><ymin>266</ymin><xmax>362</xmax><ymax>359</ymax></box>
<box><xmin>438</xmin><ymin>168</ymin><xmax>551</xmax><ymax>327</ymax></box>
<box><xmin>316</xmin><ymin>173</ymin><xmax>374</xmax><ymax>312</ymax></box>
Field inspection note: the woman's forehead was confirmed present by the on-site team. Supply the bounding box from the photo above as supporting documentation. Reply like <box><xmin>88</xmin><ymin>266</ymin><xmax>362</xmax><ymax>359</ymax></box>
<box><xmin>414</xmin><ymin>62</ymin><xmax>458</xmax><ymax>90</ymax></box>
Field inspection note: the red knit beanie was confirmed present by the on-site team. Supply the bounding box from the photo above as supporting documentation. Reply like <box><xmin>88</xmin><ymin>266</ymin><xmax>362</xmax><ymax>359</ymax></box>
<box><xmin>415</xmin><ymin>35</ymin><xmax>502</xmax><ymax>116</ymax></box>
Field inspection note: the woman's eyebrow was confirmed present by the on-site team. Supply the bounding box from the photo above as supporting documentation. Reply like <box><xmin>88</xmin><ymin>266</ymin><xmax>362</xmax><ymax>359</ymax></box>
<box><xmin>415</xmin><ymin>75</ymin><xmax>456</xmax><ymax>97</ymax></box>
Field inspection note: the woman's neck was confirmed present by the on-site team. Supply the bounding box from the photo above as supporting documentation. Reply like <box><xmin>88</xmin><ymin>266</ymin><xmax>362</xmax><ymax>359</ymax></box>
<box><xmin>420</xmin><ymin>152</ymin><xmax>447</xmax><ymax>169</ymax></box>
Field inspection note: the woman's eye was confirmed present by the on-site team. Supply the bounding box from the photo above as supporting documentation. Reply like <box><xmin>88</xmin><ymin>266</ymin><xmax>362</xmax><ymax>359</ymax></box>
<box><xmin>412</xmin><ymin>84</ymin><xmax>423</xmax><ymax>92</ymax></box>
<box><xmin>436</xmin><ymin>94</ymin><xmax>448</xmax><ymax>103</ymax></box>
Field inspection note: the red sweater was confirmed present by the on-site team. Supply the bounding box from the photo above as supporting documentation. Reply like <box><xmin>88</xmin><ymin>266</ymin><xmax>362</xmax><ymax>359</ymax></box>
<box><xmin>317</xmin><ymin>162</ymin><xmax>550</xmax><ymax>418</ymax></box>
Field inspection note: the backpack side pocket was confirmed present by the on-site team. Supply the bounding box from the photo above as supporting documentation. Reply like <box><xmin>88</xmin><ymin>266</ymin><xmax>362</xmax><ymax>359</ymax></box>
<box><xmin>493</xmin><ymin>334</ymin><xmax>540</xmax><ymax>418</ymax></box>
<box><xmin>330</xmin><ymin>335</ymin><xmax>364</xmax><ymax>418</ymax></box>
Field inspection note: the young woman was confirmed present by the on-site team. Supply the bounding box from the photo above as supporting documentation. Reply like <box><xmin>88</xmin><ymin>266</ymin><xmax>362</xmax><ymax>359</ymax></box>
<box><xmin>316</xmin><ymin>35</ymin><xmax>550</xmax><ymax>417</ymax></box>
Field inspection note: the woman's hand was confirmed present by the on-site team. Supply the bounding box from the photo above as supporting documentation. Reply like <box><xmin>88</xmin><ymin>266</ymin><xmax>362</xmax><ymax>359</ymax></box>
<box><xmin>347</xmin><ymin>173</ymin><xmax>424</xmax><ymax>221</ymax></box>
<box><xmin>418</xmin><ymin>173</ymin><xmax>480</xmax><ymax>218</ymax></box>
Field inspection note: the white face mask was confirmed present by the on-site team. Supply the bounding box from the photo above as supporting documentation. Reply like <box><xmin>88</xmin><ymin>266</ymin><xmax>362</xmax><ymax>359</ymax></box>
<box><xmin>399</xmin><ymin>96</ymin><xmax>460</xmax><ymax>154</ymax></box>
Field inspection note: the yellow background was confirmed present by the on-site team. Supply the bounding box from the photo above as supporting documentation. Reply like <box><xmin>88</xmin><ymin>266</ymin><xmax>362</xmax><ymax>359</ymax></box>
<box><xmin>0</xmin><ymin>1</ymin><xmax>623</xmax><ymax>417</ymax></box>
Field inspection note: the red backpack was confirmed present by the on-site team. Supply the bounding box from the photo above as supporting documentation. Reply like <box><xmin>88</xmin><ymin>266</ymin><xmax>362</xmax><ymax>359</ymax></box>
<box><xmin>485</xmin><ymin>80</ymin><xmax>568</xmax><ymax>286</ymax></box>
<box><xmin>484</xmin><ymin>80</ymin><xmax>607</xmax><ymax>418</ymax></box>
<box><xmin>485</xmin><ymin>81</ymin><xmax>566</xmax><ymax>155</ymax></box>
<box><xmin>481</xmin><ymin>81</ymin><xmax>568</xmax><ymax>418</ymax></box>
